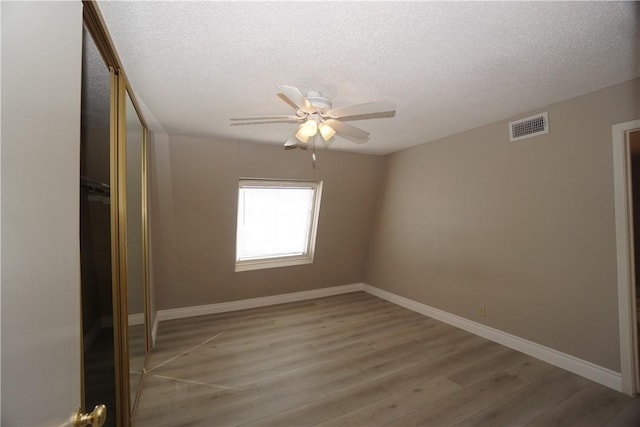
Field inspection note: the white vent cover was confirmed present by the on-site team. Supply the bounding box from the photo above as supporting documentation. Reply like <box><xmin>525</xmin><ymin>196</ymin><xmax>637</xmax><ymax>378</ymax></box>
<box><xmin>509</xmin><ymin>112</ymin><xmax>549</xmax><ymax>142</ymax></box>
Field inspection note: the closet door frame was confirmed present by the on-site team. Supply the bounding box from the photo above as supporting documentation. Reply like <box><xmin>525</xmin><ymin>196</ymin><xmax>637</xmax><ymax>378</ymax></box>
<box><xmin>114</xmin><ymin>68</ymin><xmax>130</xmax><ymax>427</ymax></box>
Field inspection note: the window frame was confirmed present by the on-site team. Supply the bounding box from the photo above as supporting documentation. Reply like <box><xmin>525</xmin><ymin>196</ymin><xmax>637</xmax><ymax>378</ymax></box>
<box><xmin>234</xmin><ymin>178</ymin><xmax>323</xmax><ymax>272</ymax></box>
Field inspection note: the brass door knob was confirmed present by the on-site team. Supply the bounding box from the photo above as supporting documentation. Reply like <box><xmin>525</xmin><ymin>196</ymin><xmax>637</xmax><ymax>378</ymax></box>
<box><xmin>72</xmin><ymin>404</ymin><xmax>107</xmax><ymax>427</ymax></box>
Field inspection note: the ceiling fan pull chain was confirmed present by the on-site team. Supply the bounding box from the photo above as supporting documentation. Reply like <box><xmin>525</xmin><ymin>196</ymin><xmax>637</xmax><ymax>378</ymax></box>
<box><xmin>312</xmin><ymin>135</ymin><xmax>317</xmax><ymax>167</ymax></box>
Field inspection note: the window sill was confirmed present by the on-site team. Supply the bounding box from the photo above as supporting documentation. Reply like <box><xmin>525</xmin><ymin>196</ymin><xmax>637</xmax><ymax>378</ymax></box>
<box><xmin>235</xmin><ymin>255</ymin><xmax>313</xmax><ymax>272</ymax></box>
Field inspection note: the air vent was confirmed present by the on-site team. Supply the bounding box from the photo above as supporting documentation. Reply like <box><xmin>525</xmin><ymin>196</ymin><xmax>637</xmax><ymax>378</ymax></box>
<box><xmin>509</xmin><ymin>112</ymin><xmax>549</xmax><ymax>142</ymax></box>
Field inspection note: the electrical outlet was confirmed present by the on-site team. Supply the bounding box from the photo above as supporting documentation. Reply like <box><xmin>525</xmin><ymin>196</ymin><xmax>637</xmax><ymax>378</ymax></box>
<box><xmin>479</xmin><ymin>306</ymin><xmax>487</xmax><ymax>317</ymax></box>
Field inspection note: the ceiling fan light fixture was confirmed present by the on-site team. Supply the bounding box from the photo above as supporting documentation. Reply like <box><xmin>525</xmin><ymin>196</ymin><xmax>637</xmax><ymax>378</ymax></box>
<box><xmin>295</xmin><ymin>128</ymin><xmax>309</xmax><ymax>143</ymax></box>
<box><xmin>319</xmin><ymin>122</ymin><xmax>336</xmax><ymax>141</ymax></box>
<box><xmin>295</xmin><ymin>125</ymin><xmax>310</xmax><ymax>142</ymax></box>
<box><xmin>295</xmin><ymin>119</ymin><xmax>318</xmax><ymax>142</ymax></box>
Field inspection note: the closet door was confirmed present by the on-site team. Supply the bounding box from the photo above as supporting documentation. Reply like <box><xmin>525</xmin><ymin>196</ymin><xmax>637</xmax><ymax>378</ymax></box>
<box><xmin>112</xmin><ymin>42</ymin><xmax>151</xmax><ymax>427</ymax></box>
<box><xmin>80</xmin><ymin>18</ymin><xmax>118</xmax><ymax>427</ymax></box>
<box><xmin>123</xmin><ymin>86</ymin><xmax>149</xmax><ymax>417</ymax></box>
<box><xmin>82</xmin><ymin>2</ymin><xmax>151</xmax><ymax>426</ymax></box>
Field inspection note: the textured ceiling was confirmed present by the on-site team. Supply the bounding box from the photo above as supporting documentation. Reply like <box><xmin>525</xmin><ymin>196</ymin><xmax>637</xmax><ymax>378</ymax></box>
<box><xmin>97</xmin><ymin>1</ymin><xmax>639</xmax><ymax>155</ymax></box>
<box><xmin>82</xmin><ymin>25</ymin><xmax>111</xmax><ymax>128</ymax></box>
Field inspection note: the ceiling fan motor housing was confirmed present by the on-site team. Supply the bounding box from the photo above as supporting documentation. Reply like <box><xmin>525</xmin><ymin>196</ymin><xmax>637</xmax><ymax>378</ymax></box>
<box><xmin>305</xmin><ymin>91</ymin><xmax>332</xmax><ymax>112</ymax></box>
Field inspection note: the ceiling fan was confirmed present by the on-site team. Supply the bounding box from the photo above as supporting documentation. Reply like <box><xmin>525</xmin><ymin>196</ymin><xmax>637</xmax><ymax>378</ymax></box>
<box><xmin>230</xmin><ymin>86</ymin><xmax>396</xmax><ymax>157</ymax></box>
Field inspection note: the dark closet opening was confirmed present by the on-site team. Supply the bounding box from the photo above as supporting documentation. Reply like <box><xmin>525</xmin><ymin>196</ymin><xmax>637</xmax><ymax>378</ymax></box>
<box><xmin>80</xmin><ymin>23</ymin><xmax>116</xmax><ymax>427</ymax></box>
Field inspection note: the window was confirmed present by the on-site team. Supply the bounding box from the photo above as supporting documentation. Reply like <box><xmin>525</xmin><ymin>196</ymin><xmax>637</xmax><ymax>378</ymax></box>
<box><xmin>235</xmin><ymin>179</ymin><xmax>322</xmax><ymax>272</ymax></box>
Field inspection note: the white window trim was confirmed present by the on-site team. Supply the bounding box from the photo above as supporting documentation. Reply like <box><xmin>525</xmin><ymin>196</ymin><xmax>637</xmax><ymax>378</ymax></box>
<box><xmin>235</xmin><ymin>179</ymin><xmax>323</xmax><ymax>272</ymax></box>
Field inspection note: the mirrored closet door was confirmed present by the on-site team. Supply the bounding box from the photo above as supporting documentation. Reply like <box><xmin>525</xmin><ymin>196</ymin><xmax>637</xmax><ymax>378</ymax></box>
<box><xmin>124</xmin><ymin>86</ymin><xmax>149</xmax><ymax>416</ymax></box>
<box><xmin>82</xmin><ymin>2</ymin><xmax>150</xmax><ymax>426</ymax></box>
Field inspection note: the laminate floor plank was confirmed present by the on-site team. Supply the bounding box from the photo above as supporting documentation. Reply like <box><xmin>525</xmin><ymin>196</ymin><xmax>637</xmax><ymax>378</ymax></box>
<box><xmin>133</xmin><ymin>380</ymin><xmax>262</xmax><ymax>426</ymax></box>
<box><xmin>153</xmin><ymin>294</ymin><xmax>382</xmax><ymax>346</ymax></box>
<box><xmin>154</xmin><ymin>296</ymin><xmax>390</xmax><ymax>352</ymax></box>
<box><xmin>241</xmin><ymin>379</ymin><xmax>393</xmax><ymax>427</ymax></box>
<box><xmin>308</xmin><ymin>340</ymin><xmax>508</xmax><ymax>425</ymax></box>
<box><xmin>156</xmin><ymin>292</ymin><xmax>382</xmax><ymax>330</ymax></box>
<box><xmin>153</xmin><ymin>317</ymin><xmax>435</xmax><ymax>389</ymax></box>
<box><xmin>152</xmin><ymin>302</ymin><xmax>418</xmax><ymax>368</ymax></box>
<box><xmin>525</xmin><ymin>382</ymin><xmax>633</xmax><ymax>427</ymax></box>
<box><xmin>133</xmin><ymin>291</ymin><xmax>637</xmax><ymax>427</ymax></box>
<box><xmin>383</xmin><ymin>372</ymin><xmax>527</xmax><ymax>427</ymax></box>
<box><xmin>315</xmin><ymin>375</ymin><xmax>462</xmax><ymax>427</ymax></box>
<box><xmin>501</xmin><ymin>353</ymin><xmax>558</xmax><ymax>384</ymax></box>
<box><xmin>448</xmin><ymin>346</ymin><xmax>532</xmax><ymax>387</ymax></box>
<box><xmin>251</xmin><ymin>330</ymin><xmax>490</xmax><ymax>399</ymax></box>
<box><xmin>316</xmin><ymin>337</ymin><xmax>500</xmax><ymax>398</ymax></box>
<box><xmin>147</xmin><ymin>325</ymin><xmax>387</xmax><ymax>382</ymax></box>
<box><xmin>250</xmin><ymin>338</ymin><xmax>434</xmax><ymax>396</ymax></box>
<box><xmin>453</xmin><ymin>369</ymin><xmax>590</xmax><ymax>427</ymax></box>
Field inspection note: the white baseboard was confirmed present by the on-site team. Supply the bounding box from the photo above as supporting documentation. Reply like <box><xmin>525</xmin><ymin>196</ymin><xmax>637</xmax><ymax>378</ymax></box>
<box><xmin>153</xmin><ymin>281</ymin><xmax>622</xmax><ymax>392</ymax></box>
<box><xmin>362</xmin><ymin>284</ymin><xmax>622</xmax><ymax>392</ymax></box>
<box><xmin>156</xmin><ymin>283</ymin><xmax>364</xmax><ymax>322</ymax></box>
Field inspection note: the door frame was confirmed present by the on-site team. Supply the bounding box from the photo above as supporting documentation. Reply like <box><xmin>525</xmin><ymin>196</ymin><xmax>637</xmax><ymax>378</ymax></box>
<box><xmin>613</xmin><ymin>119</ymin><xmax>640</xmax><ymax>396</ymax></box>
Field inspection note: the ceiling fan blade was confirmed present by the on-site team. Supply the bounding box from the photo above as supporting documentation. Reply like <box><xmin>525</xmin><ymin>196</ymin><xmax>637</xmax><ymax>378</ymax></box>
<box><xmin>230</xmin><ymin>120</ymin><xmax>299</xmax><ymax>126</ymax></box>
<box><xmin>277</xmin><ymin>93</ymin><xmax>299</xmax><ymax>110</ymax></box>
<box><xmin>284</xmin><ymin>135</ymin><xmax>299</xmax><ymax>147</ymax></box>
<box><xmin>230</xmin><ymin>115</ymin><xmax>301</xmax><ymax>121</ymax></box>
<box><xmin>324</xmin><ymin>119</ymin><xmax>370</xmax><ymax>141</ymax></box>
<box><xmin>230</xmin><ymin>115</ymin><xmax>303</xmax><ymax>126</ymax></box>
<box><xmin>283</xmin><ymin>135</ymin><xmax>308</xmax><ymax>150</ymax></box>
<box><xmin>325</xmin><ymin>100</ymin><xmax>395</xmax><ymax>119</ymax></box>
<box><xmin>279</xmin><ymin>86</ymin><xmax>315</xmax><ymax>114</ymax></box>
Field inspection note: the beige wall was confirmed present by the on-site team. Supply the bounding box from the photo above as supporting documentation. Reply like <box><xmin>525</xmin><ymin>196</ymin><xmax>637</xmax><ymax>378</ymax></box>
<box><xmin>150</xmin><ymin>135</ymin><xmax>385</xmax><ymax>309</ymax></box>
<box><xmin>365</xmin><ymin>78</ymin><xmax>640</xmax><ymax>372</ymax></box>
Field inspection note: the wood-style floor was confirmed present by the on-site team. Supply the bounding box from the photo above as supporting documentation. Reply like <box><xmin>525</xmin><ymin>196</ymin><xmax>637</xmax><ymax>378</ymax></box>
<box><xmin>133</xmin><ymin>292</ymin><xmax>638</xmax><ymax>426</ymax></box>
